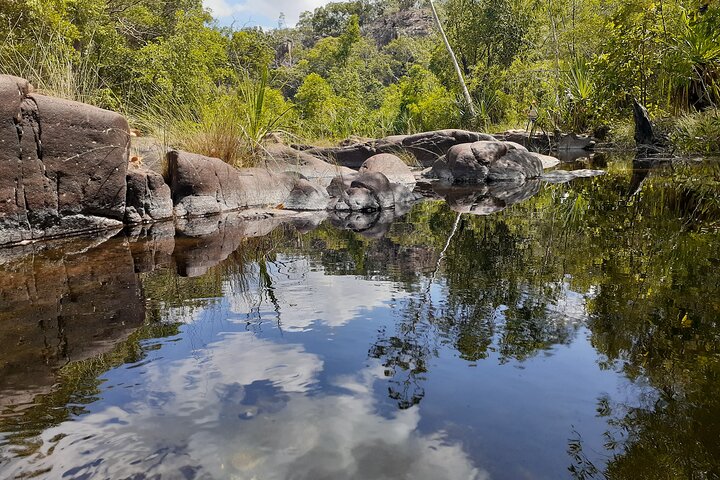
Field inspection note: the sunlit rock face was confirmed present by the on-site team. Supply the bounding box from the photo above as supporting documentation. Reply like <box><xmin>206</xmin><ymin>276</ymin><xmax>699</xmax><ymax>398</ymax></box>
<box><xmin>426</xmin><ymin>141</ymin><xmax>544</xmax><ymax>184</ymax></box>
<box><xmin>0</xmin><ymin>75</ymin><xmax>130</xmax><ymax>246</ymax></box>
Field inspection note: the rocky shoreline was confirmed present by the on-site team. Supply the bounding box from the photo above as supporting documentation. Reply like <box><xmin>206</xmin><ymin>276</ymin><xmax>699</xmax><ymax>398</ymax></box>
<box><xmin>0</xmin><ymin>74</ymin><xmax>601</xmax><ymax>249</ymax></box>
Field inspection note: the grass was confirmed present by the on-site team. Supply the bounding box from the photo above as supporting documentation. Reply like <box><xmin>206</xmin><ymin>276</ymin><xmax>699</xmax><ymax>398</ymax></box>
<box><xmin>130</xmin><ymin>69</ymin><xmax>294</xmax><ymax>170</ymax></box>
<box><xmin>671</xmin><ymin>109</ymin><xmax>720</xmax><ymax>154</ymax></box>
<box><xmin>0</xmin><ymin>27</ymin><xmax>112</xmax><ymax>107</ymax></box>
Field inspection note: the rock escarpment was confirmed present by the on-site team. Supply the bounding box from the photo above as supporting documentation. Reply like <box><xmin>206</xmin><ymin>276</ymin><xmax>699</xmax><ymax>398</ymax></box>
<box><xmin>0</xmin><ymin>75</ymin><xmax>130</xmax><ymax>246</ymax></box>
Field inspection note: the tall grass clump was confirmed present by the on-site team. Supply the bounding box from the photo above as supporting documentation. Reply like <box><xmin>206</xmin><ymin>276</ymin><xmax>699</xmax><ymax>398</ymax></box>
<box><xmin>0</xmin><ymin>27</ymin><xmax>112</xmax><ymax>107</ymax></box>
<box><xmin>671</xmin><ymin>109</ymin><xmax>720</xmax><ymax>154</ymax></box>
<box><xmin>131</xmin><ymin>68</ymin><xmax>294</xmax><ymax>169</ymax></box>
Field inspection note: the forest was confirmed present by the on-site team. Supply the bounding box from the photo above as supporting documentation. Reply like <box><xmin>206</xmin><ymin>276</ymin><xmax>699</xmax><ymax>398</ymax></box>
<box><xmin>1</xmin><ymin>0</ymin><xmax>719</xmax><ymax>162</ymax></box>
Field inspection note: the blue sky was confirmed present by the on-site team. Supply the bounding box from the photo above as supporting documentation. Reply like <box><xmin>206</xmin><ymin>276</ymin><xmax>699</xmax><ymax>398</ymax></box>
<box><xmin>202</xmin><ymin>0</ymin><xmax>333</xmax><ymax>28</ymax></box>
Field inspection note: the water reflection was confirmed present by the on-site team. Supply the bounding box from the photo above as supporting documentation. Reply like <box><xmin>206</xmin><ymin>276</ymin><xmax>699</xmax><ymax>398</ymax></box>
<box><xmin>0</xmin><ymin>155</ymin><xmax>719</xmax><ymax>479</ymax></box>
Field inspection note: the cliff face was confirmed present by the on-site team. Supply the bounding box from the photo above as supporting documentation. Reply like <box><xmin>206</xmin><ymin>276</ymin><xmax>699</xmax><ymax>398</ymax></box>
<box><xmin>363</xmin><ymin>8</ymin><xmax>434</xmax><ymax>46</ymax></box>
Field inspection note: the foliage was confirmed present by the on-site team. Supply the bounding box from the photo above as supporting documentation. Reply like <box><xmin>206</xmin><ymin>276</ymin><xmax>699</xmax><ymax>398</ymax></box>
<box><xmin>2</xmin><ymin>0</ymin><xmax>720</xmax><ymax>151</ymax></box>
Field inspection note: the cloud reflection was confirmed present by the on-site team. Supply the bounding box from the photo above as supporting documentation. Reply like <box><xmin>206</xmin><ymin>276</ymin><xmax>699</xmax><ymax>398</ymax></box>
<box><xmin>9</xmin><ymin>331</ymin><xmax>486</xmax><ymax>479</ymax></box>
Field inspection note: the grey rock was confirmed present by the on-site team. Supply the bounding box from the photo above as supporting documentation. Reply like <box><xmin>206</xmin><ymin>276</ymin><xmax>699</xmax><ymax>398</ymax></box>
<box><xmin>168</xmin><ymin>150</ymin><xmax>295</xmax><ymax>217</ymax></box>
<box><xmin>125</xmin><ymin>167</ymin><xmax>173</xmax><ymax>224</ymax></box>
<box><xmin>351</xmin><ymin>172</ymin><xmax>395</xmax><ymax>209</ymax></box>
<box><xmin>261</xmin><ymin>143</ymin><xmax>356</xmax><ymax>187</ymax></box>
<box><xmin>284</xmin><ymin>179</ymin><xmax>331</xmax><ymax>211</ymax></box>
<box><xmin>359</xmin><ymin>153</ymin><xmax>416</xmax><ymax>186</ymax></box>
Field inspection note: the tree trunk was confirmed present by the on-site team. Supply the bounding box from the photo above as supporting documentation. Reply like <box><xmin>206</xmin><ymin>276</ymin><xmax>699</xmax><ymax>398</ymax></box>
<box><xmin>428</xmin><ymin>0</ymin><xmax>476</xmax><ymax>117</ymax></box>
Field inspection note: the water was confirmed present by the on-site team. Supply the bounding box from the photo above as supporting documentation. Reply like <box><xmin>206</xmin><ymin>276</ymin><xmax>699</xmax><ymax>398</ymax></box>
<box><xmin>1</xmin><ymin>154</ymin><xmax>719</xmax><ymax>479</ymax></box>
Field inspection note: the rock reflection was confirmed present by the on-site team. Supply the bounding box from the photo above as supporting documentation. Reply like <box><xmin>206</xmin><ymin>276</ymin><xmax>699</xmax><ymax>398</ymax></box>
<box><xmin>434</xmin><ymin>180</ymin><xmax>542</xmax><ymax>216</ymax></box>
<box><xmin>0</xmin><ymin>235</ymin><xmax>145</xmax><ymax>410</ymax></box>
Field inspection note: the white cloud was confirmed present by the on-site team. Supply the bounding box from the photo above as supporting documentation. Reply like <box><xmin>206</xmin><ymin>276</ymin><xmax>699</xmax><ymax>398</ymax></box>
<box><xmin>203</xmin><ymin>0</ymin><xmax>332</xmax><ymax>27</ymax></box>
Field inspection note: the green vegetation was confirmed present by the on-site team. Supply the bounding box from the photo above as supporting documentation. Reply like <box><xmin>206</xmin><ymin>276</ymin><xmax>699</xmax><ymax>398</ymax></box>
<box><xmin>1</xmin><ymin>0</ymin><xmax>719</xmax><ymax>158</ymax></box>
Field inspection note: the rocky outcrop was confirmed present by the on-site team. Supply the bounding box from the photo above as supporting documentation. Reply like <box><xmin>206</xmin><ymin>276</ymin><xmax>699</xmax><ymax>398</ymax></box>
<box><xmin>330</xmin><ymin>171</ymin><xmax>418</xmax><ymax>212</ymax></box>
<box><xmin>125</xmin><ymin>167</ymin><xmax>174</xmax><ymax>224</ymax></box>
<box><xmin>296</xmin><ymin>129</ymin><xmax>496</xmax><ymax>168</ymax></box>
<box><xmin>359</xmin><ymin>153</ymin><xmax>416</xmax><ymax>185</ymax></box>
<box><xmin>168</xmin><ymin>150</ymin><xmax>296</xmax><ymax>217</ymax></box>
<box><xmin>0</xmin><ymin>75</ymin><xmax>130</xmax><ymax>246</ymax></box>
<box><xmin>425</xmin><ymin>141</ymin><xmax>544</xmax><ymax>184</ymax></box>
<box><xmin>261</xmin><ymin>143</ymin><xmax>356</xmax><ymax>187</ymax></box>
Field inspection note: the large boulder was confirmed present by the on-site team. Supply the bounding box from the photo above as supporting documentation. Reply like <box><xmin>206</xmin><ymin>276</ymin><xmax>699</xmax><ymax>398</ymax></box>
<box><xmin>359</xmin><ymin>153</ymin><xmax>416</xmax><ymax>186</ymax></box>
<box><xmin>168</xmin><ymin>150</ymin><xmax>295</xmax><ymax>217</ymax></box>
<box><xmin>261</xmin><ymin>143</ymin><xmax>356</xmax><ymax>187</ymax></box>
<box><xmin>331</xmin><ymin>171</ymin><xmax>418</xmax><ymax>212</ymax></box>
<box><xmin>427</xmin><ymin>141</ymin><xmax>544</xmax><ymax>184</ymax></box>
<box><xmin>125</xmin><ymin>167</ymin><xmax>174</xmax><ymax>224</ymax></box>
<box><xmin>298</xmin><ymin>129</ymin><xmax>496</xmax><ymax>168</ymax></box>
<box><xmin>0</xmin><ymin>75</ymin><xmax>130</xmax><ymax>246</ymax></box>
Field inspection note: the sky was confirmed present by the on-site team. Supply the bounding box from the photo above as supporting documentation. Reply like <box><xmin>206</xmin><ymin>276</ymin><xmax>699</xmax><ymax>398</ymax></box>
<box><xmin>202</xmin><ymin>0</ymin><xmax>333</xmax><ymax>28</ymax></box>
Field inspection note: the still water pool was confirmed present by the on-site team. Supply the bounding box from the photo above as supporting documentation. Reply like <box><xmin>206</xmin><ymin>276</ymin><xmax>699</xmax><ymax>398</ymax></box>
<box><xmin>1</xmin><ymin>155</ymin><xmax>719</xmax><ymax>479</ymax></box>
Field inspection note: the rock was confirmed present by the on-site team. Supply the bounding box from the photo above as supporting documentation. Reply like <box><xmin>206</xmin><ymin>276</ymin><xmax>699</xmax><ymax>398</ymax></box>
<box><xmin>487</xmin><ymin>149</ymin><xmax>544</xmax><ymax>182</ymax></box>
<box><xmin>125</xmin><ymin>167</ymin><xmax>174</xmax><ymax>224</ymax></box>
<box><xmin>359</xmin><ymin>153</ymin><xmax>416</xmax><ymax>186</ymax></box>
<box><xmin>284</xmin><ymin>179</ymin><xmax>331</xmax><ymax>211</ymax></box>
<box><xmin>494</xmin><ymin>130</ymin><xmax>553</xmax><ymax>150</ymax></box>
<box><xmin>351</xmin><ymin>172</ymin><xmax>395</xmax><ymax>208</ymax></box>
<box><xmin>427</xmin><ymin>141</ymin><xmax>543</xmax><ymax>184</ymax></box>
<box><xmin>327</xmin><ymin>173</ymin><xmax>358</xmax><ymax>198</ymax></box>
<box><xmin>0</xmin><ymin>75</ymin><xmax>130</xmax><ymax>246</ymax></box>
<box><xmin>168</xmin><ymin>150</ymin><xmax>295</xmax><ymax>217</ymax></box>
<box><xmin>529</xmin><ymin>152</ymin><xmax>561</xmax><ymax>169</ymax></box>
<box><xmin>330</xmin><ymin>170</ymin><xmax>419</xmax><ymax>212</ymax></box>
<box><xmin>558</xmin><ymin>133</ymin><xmax>596</xmax><ymax>151</ymax></box>
<box><xmin>444</xmin><ymin>141</ymin><xmax>504</xmax><ymax>182</ymax></box>
<box><xmin>261</xmin><ymin>143</ymin><xmax>356</xmax><ymax>187</ymax></box>
<box><xmin>632</xmin><ymin>98</ymin><xmax>655</xmax><ymax>146</ymax></box>
<box><xmin>341</xmin><ymin>187</ymin><xmax>381</xmax><ymax>211</ymax></box>
<box><xmin>299</xmin><ymin>129</ymin><xmax>496</xmax><ymax>168</ymax></box>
